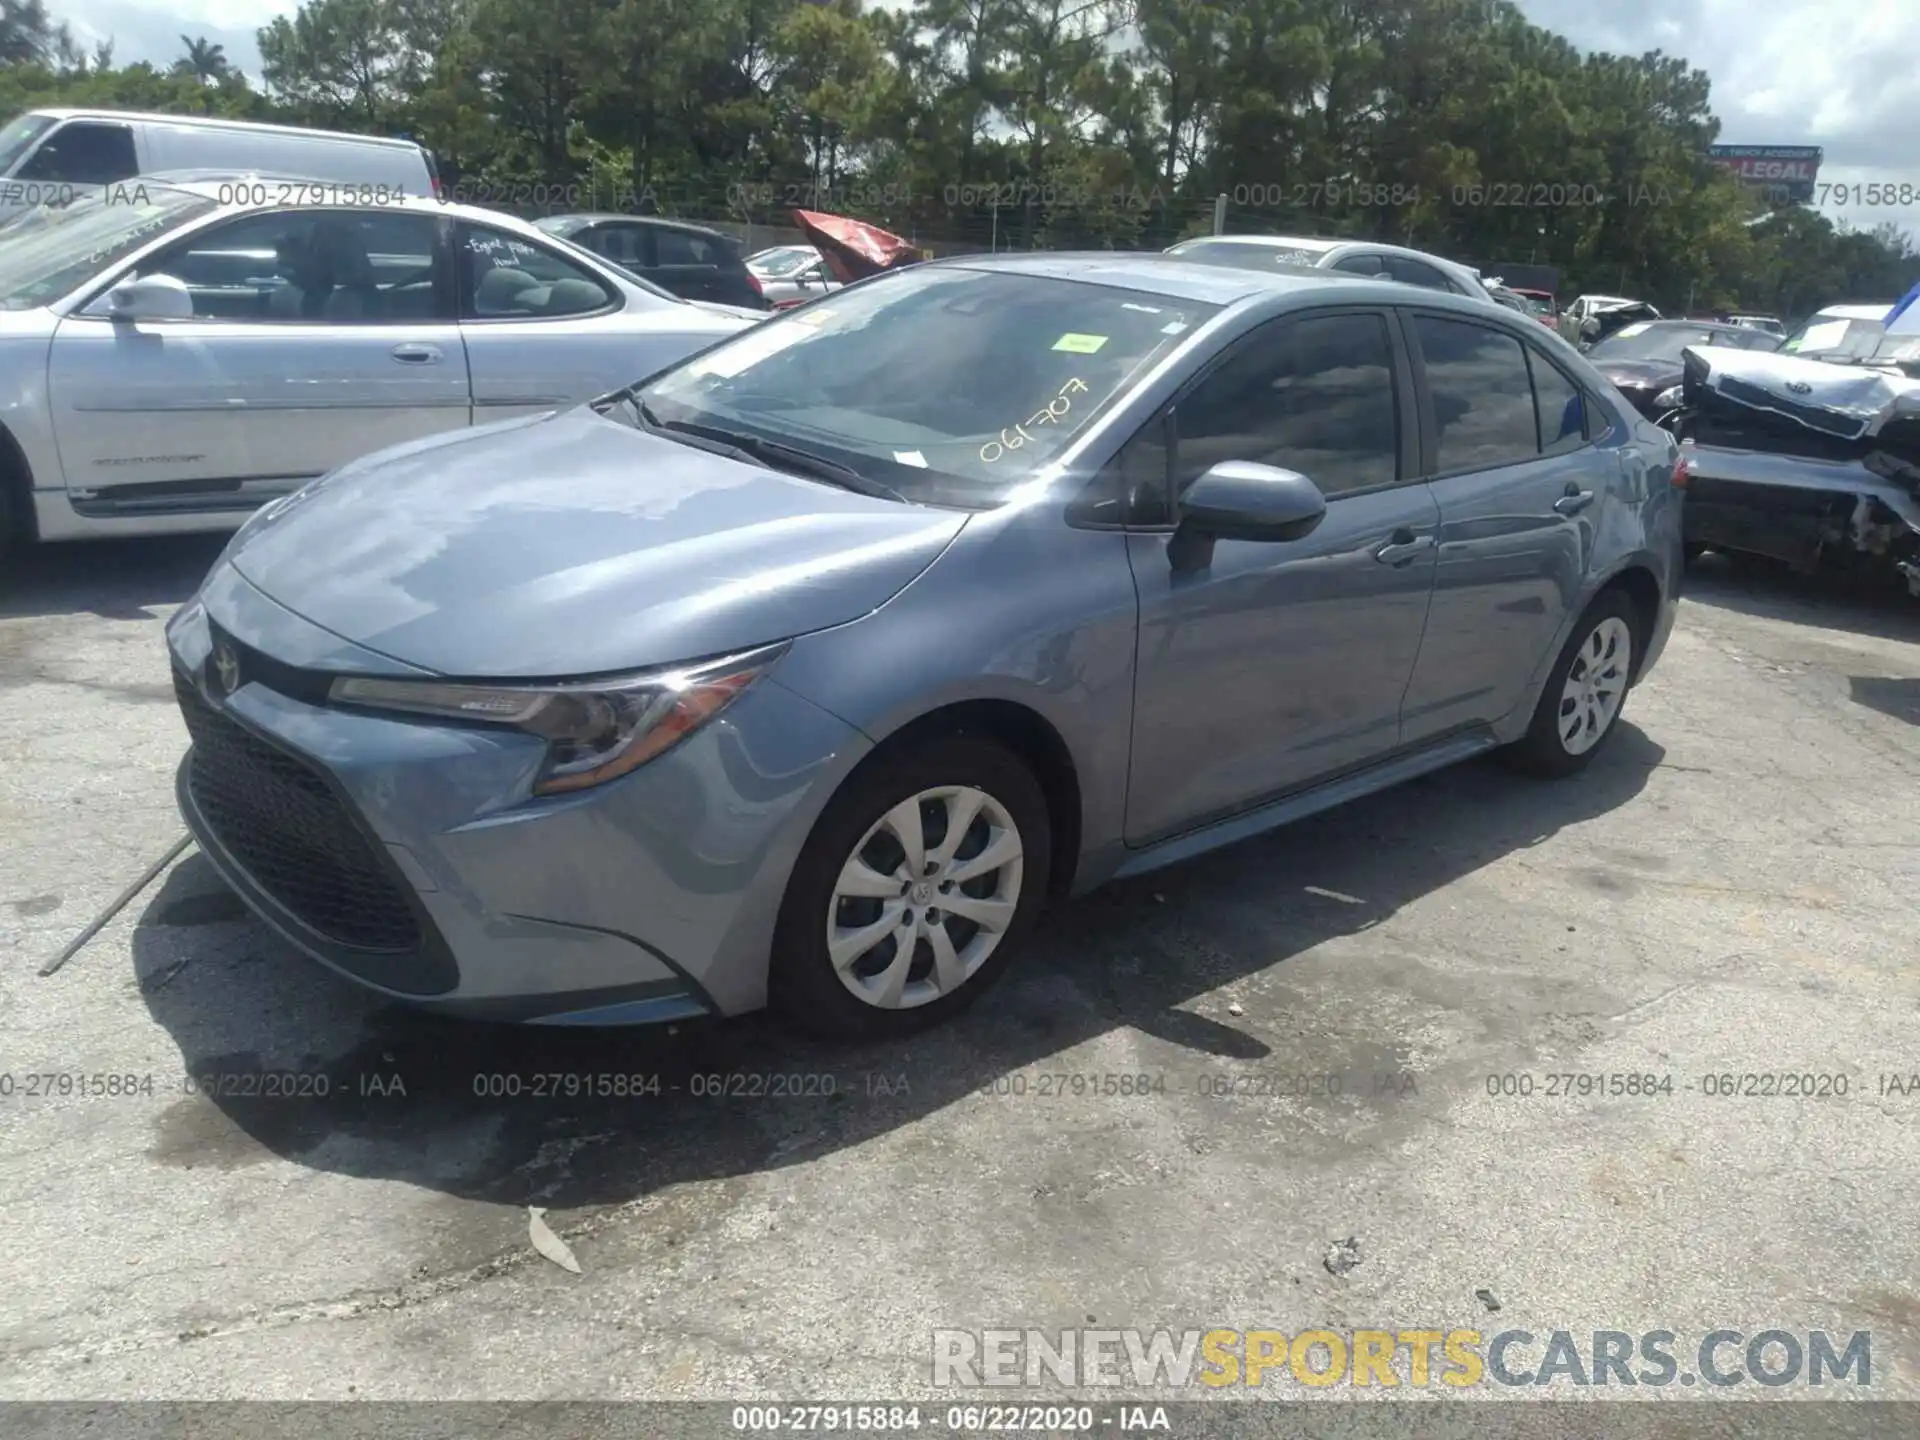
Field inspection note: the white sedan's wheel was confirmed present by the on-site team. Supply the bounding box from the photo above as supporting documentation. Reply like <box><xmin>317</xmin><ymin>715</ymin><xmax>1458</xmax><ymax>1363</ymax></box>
<box><xmin>827</xmin><ymin>784</ymin><xmax>1024</xmax><ymax>1011</ymax></box>
<box><xmin>1556</xmin><ymin>615</ymin><xmax>1633</xmax><ymax>756</ymax></box>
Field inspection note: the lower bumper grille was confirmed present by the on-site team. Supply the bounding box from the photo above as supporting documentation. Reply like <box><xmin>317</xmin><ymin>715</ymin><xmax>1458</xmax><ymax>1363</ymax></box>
<box><xmin>174</xmin><ymin>669</ymin><xmax>422</xmax><ymax>953</ymax></box>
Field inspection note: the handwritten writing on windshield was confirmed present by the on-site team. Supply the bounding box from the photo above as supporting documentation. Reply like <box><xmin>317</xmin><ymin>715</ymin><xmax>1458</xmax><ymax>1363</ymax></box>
<box><xmin>980</xmin><ymin>377</ymin><xmax>1089</xmax><ymax>464</ymax></box>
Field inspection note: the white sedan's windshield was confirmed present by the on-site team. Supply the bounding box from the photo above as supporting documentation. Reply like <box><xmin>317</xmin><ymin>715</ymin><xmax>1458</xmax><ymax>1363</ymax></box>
<box><xmin>639</xmin><ymin>266</ymin><xmax>1217</xmax><ymax>508</ymax></box>
<box><xmin>0</xmin><ymin>185</ymin><xmax>219</xmax><ymax>310</ymax></box>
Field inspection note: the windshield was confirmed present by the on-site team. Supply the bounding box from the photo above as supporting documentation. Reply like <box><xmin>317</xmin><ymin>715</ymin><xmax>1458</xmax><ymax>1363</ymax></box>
<box><xmin>637</xmin><ymin>265</ymin><xmax>1217</xmax><ymax>508</ymax></box>
<box><xmin>1519</xmin><ymin>294</ymin><xmax>1553</xmax><ymax>316</ymax></box>
<box><xmin>1589</xmin><ymin>323</ymin><xmax>1762</xmax><ymax>361</ymax></box>
<box><xmin>0</xmin><ymin>113</ymin><xmax>55</xmax><ymax>176</ymax></box>
<box><xmin>0</xmin><ymin>185</ymin><xmax>220</xmax><ymax>310</ymax></box>
<box><xmin>751</xmin><ymin>247</ymin><xmax>818</xmax><ymax>277</ymax></box>
<box><xmin>1780</xmin><ymin>315</ymin><xmax>1918</xmax><ymax>364</ymax></box>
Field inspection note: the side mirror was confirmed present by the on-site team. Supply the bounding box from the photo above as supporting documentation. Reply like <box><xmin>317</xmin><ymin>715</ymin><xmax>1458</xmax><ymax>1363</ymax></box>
<box><xmin>1170</xmin><ymin>460</ymin><xmax>1327</xmax><ymax>571</ymax></box>
<box><xmin>106</xmin><ymin>274</ymin><xmax>194</xmax><ymax>321</ymax></box>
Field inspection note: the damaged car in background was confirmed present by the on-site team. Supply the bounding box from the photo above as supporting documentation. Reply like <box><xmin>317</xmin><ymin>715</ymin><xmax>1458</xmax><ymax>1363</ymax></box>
<box><xmin>1659</xmin><ymin>296</ymin><xmax>1920</xmax><ymax>595</ymax></box>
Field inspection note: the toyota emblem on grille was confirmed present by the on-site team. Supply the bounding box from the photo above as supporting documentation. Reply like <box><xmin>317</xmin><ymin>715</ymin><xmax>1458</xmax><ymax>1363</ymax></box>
<box><xmin>209</xmin><ymin>641</ymin><xmax>240</xmax><ymax>697</ymax></box>
<box><xmin>1786</xmin><ymin>381</ymin><xmax>1812</xmax><ymax>394</ymax></box>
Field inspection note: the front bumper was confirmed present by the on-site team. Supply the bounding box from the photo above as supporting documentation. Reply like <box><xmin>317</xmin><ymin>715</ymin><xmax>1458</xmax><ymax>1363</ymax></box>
<box><xmin>1682</xmin><ymin>443</ymin><xmax>1920</xmax><ymax>592</ymax></box>
<box><xmin>166</xmin><ymin>566</ymin><xmax>871</xmax><ymax>1023</ymax></box>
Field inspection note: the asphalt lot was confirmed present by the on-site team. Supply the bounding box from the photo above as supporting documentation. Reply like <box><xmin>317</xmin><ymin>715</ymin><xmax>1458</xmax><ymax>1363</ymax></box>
<box><xmin>1</xmin><ymin>537</ymin><xmax>1918</xmax><ymax>1407</ymax></box>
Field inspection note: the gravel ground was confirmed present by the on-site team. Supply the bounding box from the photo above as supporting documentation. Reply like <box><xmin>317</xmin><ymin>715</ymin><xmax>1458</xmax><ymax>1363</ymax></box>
<box><xmin>1</xmin><ymin>539</ymin><xmax>1917</xmax><ymax>1415</ymax></box>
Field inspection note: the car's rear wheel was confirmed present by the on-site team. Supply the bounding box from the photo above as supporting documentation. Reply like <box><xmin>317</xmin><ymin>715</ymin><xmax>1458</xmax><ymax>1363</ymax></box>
<box><xmin>771</xmin><ymin>735</ymin><xmax>1050</xmax><ymax>1041</ymax></box>
<box><xmin>1504</xmin><ymin>592</ymin><xmax>1639</xmax><ymax>778</ymax></box>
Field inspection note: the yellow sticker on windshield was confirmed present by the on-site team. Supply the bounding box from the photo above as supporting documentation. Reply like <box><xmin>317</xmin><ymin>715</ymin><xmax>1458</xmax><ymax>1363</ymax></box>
<box><xmin>1052</xmin><ymin>333</ymin><xmax>1108</xmax><ymax>354</ymax></box>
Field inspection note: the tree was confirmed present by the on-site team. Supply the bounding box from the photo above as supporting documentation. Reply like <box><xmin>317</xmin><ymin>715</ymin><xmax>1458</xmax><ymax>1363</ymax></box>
<box><xmin>0</xmin><ymin>0</ymin><xmax>58</xmax><ymax>65</ymax></box>
<box><xmin>174</xmin><ymin>35</ymin><xmax>232</xmax><ymax>84</ymax></box>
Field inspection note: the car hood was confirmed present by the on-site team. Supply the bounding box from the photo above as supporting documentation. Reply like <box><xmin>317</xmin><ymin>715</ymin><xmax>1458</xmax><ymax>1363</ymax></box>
<box><xmin>1594</xmin><ymin>358</ymin><xmax>1680</xmax><ymax>388</ymax></box>
<box><xmin>1682</xmin><ymin>347</ymin><xmax>1920</xmax><ymax>442</ymax></box>
<box><xmin>226</xmin><ymin>407</ymin><xmax>969</xmax><ymax>678</ymax></box>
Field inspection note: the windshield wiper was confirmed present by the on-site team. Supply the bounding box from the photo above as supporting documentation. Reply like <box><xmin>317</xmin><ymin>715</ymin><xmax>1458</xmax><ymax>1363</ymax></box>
<box><xmin>614</xmin><ymin>393</ymin><xmax>907</xmax><ymax>502</ymax></box>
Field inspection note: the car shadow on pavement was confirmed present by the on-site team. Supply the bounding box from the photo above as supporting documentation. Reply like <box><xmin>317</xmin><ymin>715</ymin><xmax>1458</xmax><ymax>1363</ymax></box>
<box><xmin>1848</xmin><ymin>676</ymin><xmax>1920</xmax><ymax>727</ymax></box>
<box><xmin>1680</xmin><ymin>552</ymin><xmax>1920</xmax><ymax>644</ymax></box>
<box><xmin>130</xmin><ymin>721</ymin><xmax>1667</xmax><ymax>1218</ymax></box>
<box><xmin>0</xmin><ymin>535</ymin><xmax>227</xmax><ymax>621</ymax></box>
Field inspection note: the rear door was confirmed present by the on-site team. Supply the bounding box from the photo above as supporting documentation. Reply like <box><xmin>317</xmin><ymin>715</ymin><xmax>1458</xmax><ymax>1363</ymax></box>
<box><xmin>1396</xmin><ymin>309</ymin><xmax>1604</xmax><ymax>744</ymax></box>
<box><xmin>648</xmin><ymin>226</ymin><xmax>733</xmax><ymax>303</ymax></box>
<box><xmin>47</xmin><ymin>207</ymin><xmax>468</xmax><ymax>518</ymax></box>
<box><xmin>456</xmin><ymin>220</ymin><xmax>657</xmax><ymax>421</ymax></box>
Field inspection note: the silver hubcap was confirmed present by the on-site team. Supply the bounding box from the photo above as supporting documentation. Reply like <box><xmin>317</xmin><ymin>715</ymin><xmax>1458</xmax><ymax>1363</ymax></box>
<box><xmin>1558</xmin><ymin>616</ymin><xmax>1632</xmax><ymax>755</ymax></box>
<box><xmin>827</xmin><ymin>785</ymin><xmax>1023</xmax><ymax>1010</ymax></box>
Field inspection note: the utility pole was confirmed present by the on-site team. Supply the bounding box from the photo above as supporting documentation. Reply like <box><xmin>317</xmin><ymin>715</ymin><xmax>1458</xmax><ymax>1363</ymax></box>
<box><xmin>1213</xmin><ymin>193</ymin><xmax>1227</xmax><ymax>235</ymax></box>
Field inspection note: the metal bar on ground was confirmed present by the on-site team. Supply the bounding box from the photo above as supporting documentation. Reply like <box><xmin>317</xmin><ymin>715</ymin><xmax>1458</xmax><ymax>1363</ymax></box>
<box><xmin>37</xmin><ymin>834</ymin><xmax>194</xmax><ymax>977</ymax></box>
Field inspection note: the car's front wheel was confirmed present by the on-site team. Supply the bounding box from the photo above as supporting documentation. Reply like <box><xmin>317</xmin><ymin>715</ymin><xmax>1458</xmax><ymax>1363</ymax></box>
<box><xmin>772</xmin><ymin>735</ymin><xmax>1050</xmax><ymax>1040</ymax></box>
<box><xmin>1504</xmin><ymin>591</ymin><xmax>1640</xmax><ymax>777</ymax></box>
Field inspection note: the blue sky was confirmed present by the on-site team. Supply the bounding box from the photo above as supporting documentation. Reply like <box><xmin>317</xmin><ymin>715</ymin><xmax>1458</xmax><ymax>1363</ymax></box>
<box><xmin>52</xmin><ymin>0</ymin><xmax>1920</xmax><ymax>244</ymax></box>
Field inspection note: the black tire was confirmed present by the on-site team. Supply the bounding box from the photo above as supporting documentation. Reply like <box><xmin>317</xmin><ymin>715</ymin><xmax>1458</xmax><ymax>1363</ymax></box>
<box><xmin>1503</xmin><ymin>590</ymin><xmax>1642</xmax><ymax>778</ymax></box>
<box><xmin>771</xmin><ymin>734</ymin><xmax>1051</xmax><ymax>1041</ymax></box>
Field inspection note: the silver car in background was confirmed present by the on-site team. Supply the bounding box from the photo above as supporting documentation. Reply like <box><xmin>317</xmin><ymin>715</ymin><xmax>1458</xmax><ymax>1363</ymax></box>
<box><xmin>1166</xmin><ymin>233</ymin><xmax>1493</xmax><ymax>302</ymax></box>
<box><xmin>747</xmin><ymin>243</ymin><xmax>842</xmax><ymax>309</ymax></box>
<box><xmin>166</xmin><ymin>254</ymin><xmax>1684</xmax><ymax>1041</ymax></box>
<box><xmin>0</xmin><ymin>176</ymin><xmax>754</xmax><ymax>550</ymax></box>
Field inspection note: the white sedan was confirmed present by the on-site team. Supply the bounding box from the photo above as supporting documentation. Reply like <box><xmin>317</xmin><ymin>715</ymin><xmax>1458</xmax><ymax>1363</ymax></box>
<box><xmin>0</xmin><ymin>176</ymin><xmax>757</xmax><ymax>550</ymax></box>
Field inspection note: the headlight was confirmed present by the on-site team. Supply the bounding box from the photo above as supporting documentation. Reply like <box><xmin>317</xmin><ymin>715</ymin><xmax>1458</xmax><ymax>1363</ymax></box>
<box><xmin>1652</xmin><ymin>385</ymin><xmax>1684</xmax><ymax>411</ymax></box>
<box><xmin>328</xmin><ymin>643</ymin><xmax>787</xmax><ymax>795</ymax></box>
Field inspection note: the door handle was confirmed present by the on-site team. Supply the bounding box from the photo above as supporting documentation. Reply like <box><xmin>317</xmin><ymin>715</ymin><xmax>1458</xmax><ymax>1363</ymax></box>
<box><xmin>390</xmin><ymin>343</ymin><xmax>442</xmax><ymax>364</ymax></box>
<box><xmin>1555</xmin><ymin>487</ymin><xmax>1595</xmax><ymax>515</ymax></box>
<box><xmin>1374</xmin><ymin>530</ymin><xmax>1435</xmax><ymax>566</ymax></box>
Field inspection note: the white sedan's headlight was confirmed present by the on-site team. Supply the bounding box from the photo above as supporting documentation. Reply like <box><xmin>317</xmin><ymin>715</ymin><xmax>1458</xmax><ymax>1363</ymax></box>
<box><xmin>329</xmin><ymin>643</ymin><xmax>787</xmax><ymax>795</ymax></box>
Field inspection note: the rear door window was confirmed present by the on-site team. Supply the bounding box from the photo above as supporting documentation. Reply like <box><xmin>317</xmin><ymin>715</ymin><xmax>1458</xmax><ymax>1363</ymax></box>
<box><xmin>1527</xmin><ymin>350</ymin><xmax>1588</xmax><ymax>455</ymax></box>
<box><xmin>1413</xmin><ymin>314</ymin><xmax>1540</xmax><ymax>472</ymax></box>
<box><xmin>459</xmin><ymin>223</ymin><xmax>617</xmax><ymax>318</ymax></box>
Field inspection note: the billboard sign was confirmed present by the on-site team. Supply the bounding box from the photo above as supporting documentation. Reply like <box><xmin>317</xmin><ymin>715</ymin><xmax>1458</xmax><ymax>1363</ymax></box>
<box><xmin>1708</xmin><ymin>145</ymin><xmax>1822</xmax><ymax>204</ymax></box>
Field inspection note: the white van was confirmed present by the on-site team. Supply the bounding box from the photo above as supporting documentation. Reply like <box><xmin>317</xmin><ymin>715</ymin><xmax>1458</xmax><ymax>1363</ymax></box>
<box><xmin>0</xmin><ymin>109</ymin><xmax>437</xmax><ymax>220</ymax></box>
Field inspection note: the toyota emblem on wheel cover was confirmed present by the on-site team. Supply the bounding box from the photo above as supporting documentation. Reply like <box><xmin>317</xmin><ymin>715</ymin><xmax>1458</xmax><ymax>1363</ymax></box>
<box><xmin>1786</xmin><ymin>381</ymin><xmax>1812</xmax><ymax>394</ymax></box>
<box><xmin>210</xmin><ymin>641</ymin><xmax>240</xmax><ymax>696</ymax></box>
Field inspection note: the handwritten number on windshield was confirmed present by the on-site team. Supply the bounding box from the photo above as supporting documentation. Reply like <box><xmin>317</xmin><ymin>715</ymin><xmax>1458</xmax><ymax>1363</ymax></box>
<box><xmin>980</xmin><ymin>377</ymin><xmax>1088</xmax><ymax>464</ymax></box>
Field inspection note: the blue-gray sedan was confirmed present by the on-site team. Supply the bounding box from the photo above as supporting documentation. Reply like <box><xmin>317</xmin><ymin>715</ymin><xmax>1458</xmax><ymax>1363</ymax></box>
<box><xmin>166</xmin><ymin>253</ymin><xmax>1686</xmax><ymax>1039</ymax></box>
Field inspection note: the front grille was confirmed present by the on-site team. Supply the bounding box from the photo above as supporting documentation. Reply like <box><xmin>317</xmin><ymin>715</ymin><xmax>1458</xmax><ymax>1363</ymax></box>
<box><xmin>175</xmin><ymin>669</ymin><xmax>422</xmax><ymax>952</ymax></box>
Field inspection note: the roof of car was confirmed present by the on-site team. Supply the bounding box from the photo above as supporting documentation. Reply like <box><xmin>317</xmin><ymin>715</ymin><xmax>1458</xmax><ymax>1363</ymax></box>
<box><xmin>940</xmin><ymin>251</ymin><xmax>1543</xmax><ymax>329</ymax></box>
<box><xmin>538</xmin><ymin>212</ymin><xmax>733</xmax><ymax>238</ymax></box>
<box><xmin>28</xmin><ymin>109</ymin><xmax>423</xmax><ymax>151</ymax></box>
<box><xmin>128</xmin><ymin>176</ymin><xmax>623</xmax><ymax>245</ymax></box>
<box><xmin>939</xmin><ymin>249</ymin><xmax>1367</xmax><ymax>304</ymax></box>
<box><xmin>1173</xmin><ymin>234</ymin><xmax>1344</xmax><ymax>255</ymax></box>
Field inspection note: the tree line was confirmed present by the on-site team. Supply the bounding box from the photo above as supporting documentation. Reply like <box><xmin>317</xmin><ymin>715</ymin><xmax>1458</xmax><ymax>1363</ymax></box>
<box><xmin>0</xmin><ymin>0</ymin><xmax>1914</xmax><ymax>318</ymax></box>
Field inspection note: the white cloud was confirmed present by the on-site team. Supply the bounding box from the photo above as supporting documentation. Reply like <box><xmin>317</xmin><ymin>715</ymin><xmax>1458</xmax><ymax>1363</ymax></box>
<box><xmin>59</xmin><ymin>0</ymin><xmax>294</xmax><ymax>79</ymax></box>
<box><xmin>1518</xmin><ymin>0</ymin><xmax>1920</xmax><ymax>241</ymax></box>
